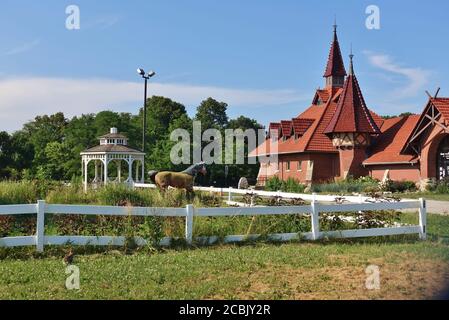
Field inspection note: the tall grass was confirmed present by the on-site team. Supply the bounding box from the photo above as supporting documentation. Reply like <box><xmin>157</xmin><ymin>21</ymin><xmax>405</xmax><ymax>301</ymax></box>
<box><xmin>0</xmin><ymin>181</ymin><xmax>40</xmax><ymax>205</ymax></box>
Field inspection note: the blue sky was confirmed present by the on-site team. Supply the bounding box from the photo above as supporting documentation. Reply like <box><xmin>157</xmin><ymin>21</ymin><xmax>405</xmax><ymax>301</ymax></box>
<box><xmin>1</xmin><ymin>0</ymin><xmax>448</xmax><ymax>132</ymax></box>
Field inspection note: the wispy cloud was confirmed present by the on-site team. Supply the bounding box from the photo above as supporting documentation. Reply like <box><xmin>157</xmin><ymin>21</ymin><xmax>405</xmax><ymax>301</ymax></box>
<box><xmin>364</xmin><ymin>51</ymin><xmax>431</xmax><ymax>99</ymax></box>
<box><xmin>83</xmin><ymin>16</ymin><xmax>122</xmax><ymax>30</ymax></box>
<box><xmin>0</xmin><ymin>77</ymin><xmax>306</xmax><ymax>132</ymax></box>
<box><xmin>4</xmin><ymin>39</ymin><xmax>40</xmax><ymax>56</ymax></box>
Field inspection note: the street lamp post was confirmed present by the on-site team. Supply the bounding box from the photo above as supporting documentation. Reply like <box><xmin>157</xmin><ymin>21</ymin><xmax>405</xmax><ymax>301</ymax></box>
<box><xmin>137</xmin><ymin>68</ymin><xmax>156</xmax><ymax>152</ymax></box>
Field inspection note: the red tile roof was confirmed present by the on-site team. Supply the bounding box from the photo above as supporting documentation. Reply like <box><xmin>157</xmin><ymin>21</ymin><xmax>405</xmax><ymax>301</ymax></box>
<box><xmin>267</xmin><ymin>122</ymin><xmax>281</xmax><ymax>138</ymax></box>
<box><xmin>324</xmin><ymin>67</ymin><xmax>381</xmax><ymax>134</ymax></box>
<box><xmin>249</xmin><ymin>87</ymin><xmax>384</xmax><ymax>157</ymax></box>
<box><xmin>313</xmin><ymin>89</ymin><xmax>331</xmax><ymax>105</ymax></box>
<box><xmin>292</xmin><ymin>118</ymin><xmax>315</xmax><ymax>136</ymax></box>
<box><xmin>431</xmin><ymin>97</ymin><xmax>449</xmax><ymax>119</ymax></box>
<box><xmin>323</xmin><ymin>28</ymin><xmax>347</xmax><ymax>78</ymax></box>
<box><xmin>363</xmin><ymin>115</ymin><xmax>420</xmax><ymax>165</ymax></box>
<box><xmin>280</xmin><ymin>120</ymin><xmax>293</xmax><ymax>137</ymax></box>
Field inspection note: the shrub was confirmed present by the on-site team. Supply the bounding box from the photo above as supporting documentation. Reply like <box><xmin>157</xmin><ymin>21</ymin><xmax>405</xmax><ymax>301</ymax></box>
<box><xmin>380</xmin><ymin>179</ymin><xmax>417</xmax><ymax>193</ymax></box>
<box><xmin>311</xmin><ymin>177</ymin><xmax>379</xmax><ymax>194</ymax></box>
<box><xmin>427</xmin><ymin>178</ymin><xmax>449</xmax><ymax>193</ymax></box>
<box><xmin>265</xmin><ymin>177</ymin><xmax>306</xmax><ymax>193</ymax></box>
<box><xmin>265</xmin><ymin>176</ymin><xmax>284</xmax><ymax>192</ymax></box>
<box><xmin>284</xmin><ymin>178</ymin><xmax>306</xmax><ymax>193</ymax></box>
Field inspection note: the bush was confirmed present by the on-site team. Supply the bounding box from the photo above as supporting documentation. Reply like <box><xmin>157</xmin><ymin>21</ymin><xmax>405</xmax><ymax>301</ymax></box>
<box><xmin>426</xmin><ymin>178</ymin><xmax>449</xmax><ymax>193</ymax></box>
<box><xmin>265</xmin><ymin>177</ymin><xmax>306</xmax><ymax>193</ymax></box>
<box><xmin>311</xmin><ymin>176</ymin><xmax>379</xmax><ymax>194</ymax></box>
<box><xmin>265</xmin><ymin>176</ymin><xmax>284</xmax><ymax>192</ymax></box>
<box><xmin>380</xmin><ymin>179</ymin><xmax>417</xmax><ymax>193</ymax></box>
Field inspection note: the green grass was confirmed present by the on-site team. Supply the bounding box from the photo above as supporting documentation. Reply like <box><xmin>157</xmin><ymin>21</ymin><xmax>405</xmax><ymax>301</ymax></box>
<box><xmin>397</xmin><ymin>192</ymin><xmax>449</xmax><ymax>201</ymax></box>
<box><xmin>0</xmin><ymin>213</ymin><xmax>448</xmax><ymax>300</ymax></box>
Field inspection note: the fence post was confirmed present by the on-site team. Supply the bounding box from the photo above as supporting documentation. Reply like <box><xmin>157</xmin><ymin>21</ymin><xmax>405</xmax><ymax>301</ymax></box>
<box><xmin>36</xmin><ymin>200</ymin><xmax>45</xmax><ymax>252</ymax></box>
<box><xmin>228</xmin><ymin>187</ymin><xmax>233</xmax><ymax>202</ymax></box>
<box><xmin>419</xmin><ymin>198</ymin><xmax>427</xmax><ymax>240</ymax></box>
<box><xmin>311</xmin><ymin>200</ymin><xmax>320</xmax><ymax>240</ymax></box>
<box><xmin>312</xmin><ymin>193</ymin><xmax>317</xmax><ymax>202</ymax></box>
<box><xmin>185</xmin><ymin>204</ymin><xmax>194</xmax><ymax>245</ymax></box>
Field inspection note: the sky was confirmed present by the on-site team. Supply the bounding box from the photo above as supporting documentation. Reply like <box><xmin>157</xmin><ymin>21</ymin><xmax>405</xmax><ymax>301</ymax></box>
<box><xmin>1</xmin><ymin>0</ymin><xmax>449</xmax><ymax>132</ymax></box>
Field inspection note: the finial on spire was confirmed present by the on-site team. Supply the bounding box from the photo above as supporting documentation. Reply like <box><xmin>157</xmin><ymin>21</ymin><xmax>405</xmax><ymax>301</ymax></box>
<box><xmin>333</xmin><ymin>15</ymin><xmax>338</xmax><ymax>39</ymax></box>
<box><xmin>349</xmin><ymin>45</ymin><xmax>354</xmax><ymax>76</ymax></box>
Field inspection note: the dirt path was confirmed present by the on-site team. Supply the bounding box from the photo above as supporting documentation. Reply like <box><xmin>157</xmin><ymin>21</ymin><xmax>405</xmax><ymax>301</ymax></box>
<box><xmin>426</xmin><ymin>201</ymin><xmax>449</xmax><ymax>215</ymax></box>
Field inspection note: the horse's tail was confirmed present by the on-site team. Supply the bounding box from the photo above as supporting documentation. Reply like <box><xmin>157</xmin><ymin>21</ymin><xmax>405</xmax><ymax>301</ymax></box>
<box><xmin>148</xmin><ymin>170</ymin><xmax>159</xmax><ymax>184</ymax></box>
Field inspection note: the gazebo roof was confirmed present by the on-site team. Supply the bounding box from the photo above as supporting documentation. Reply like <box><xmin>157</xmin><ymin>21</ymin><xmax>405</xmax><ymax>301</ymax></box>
<box><xmin>99</xmin><ymin>132</ymin><xmax>128</xmax><ymax>139</ymax></box>
<box><xmin>81</xmin><ymin>127</ymin><xmax>144</xmax><ymax>155</ymax></box>
<box><xmin>81</xmin><ymin>144</ymin><xmax>144</xmax><ymax>154</ymax></box>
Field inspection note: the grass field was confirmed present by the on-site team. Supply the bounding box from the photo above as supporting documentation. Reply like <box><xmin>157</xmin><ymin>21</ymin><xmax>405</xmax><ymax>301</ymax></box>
<box><xmin>1</xmin><ymin>213</ymin><xmax>449</xmax><ymax>300</ymax></box>
<box><xmin>397</xmin><ymin>192</ymin><xmax>449</xmax><ymax>202</ymax></box>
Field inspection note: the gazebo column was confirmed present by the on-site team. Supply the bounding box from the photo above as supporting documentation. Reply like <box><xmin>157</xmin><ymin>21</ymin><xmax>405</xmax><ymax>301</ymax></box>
<box><xmin>141</xmin><ymin>160</ymin><xmax>145</xmax><ymax>183</ymax></box>
<box><xmin>128</xmin><ymin>158</ymin><xmax>133</xmax><ymax>185</ymax></box>
<box><xmin>117</xmin><ymin>160</ymin><xmax>122</xmax><ymax>183</ymax></box>
<box><xmin>83</xmin><ymin>159</ymin><xmax>88</xmax><ymax>193</ymax></box>
<box><xmin>93</xmin><ymin>160</ymin><xmax>99</xmax><ymax>183</ymax></box>
<box><xmin>104</xmin><ymin>157</ymin><xmax>109</xmax><ymax>185</ymax></box>
<box><xmin>135</xmin><ymin>161</ymin><xmax>139</xmax><ymax>182</ymax></box>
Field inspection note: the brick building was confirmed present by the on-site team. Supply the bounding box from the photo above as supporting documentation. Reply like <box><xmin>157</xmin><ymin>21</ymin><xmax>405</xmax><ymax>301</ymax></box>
<box><xmin>250</xmin><ymin>25</ymin><xmax>449</xmax><ymax>188</ymax></box>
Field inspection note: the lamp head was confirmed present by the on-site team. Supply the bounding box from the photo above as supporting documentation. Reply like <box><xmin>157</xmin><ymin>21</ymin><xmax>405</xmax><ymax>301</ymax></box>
<box><xmin>147</xmin><ymin>71</ymin><xmax>156</xmax><ymax>78</ymax></box>
<box><xmin>137</xmin><ymin>68</ymin><xmax>145</xmax><ymax>76</ymax></box>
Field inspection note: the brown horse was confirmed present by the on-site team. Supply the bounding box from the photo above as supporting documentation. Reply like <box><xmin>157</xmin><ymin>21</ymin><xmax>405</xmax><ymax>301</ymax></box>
<box><xmin>148</xmin><ymin>163</ymin><xmax>207</xmax><ymax>196</ymax></box>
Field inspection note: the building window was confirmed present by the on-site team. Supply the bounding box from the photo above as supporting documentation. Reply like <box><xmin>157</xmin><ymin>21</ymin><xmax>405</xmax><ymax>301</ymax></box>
<box><xmin>286</xmin><ymin>161</ymin><xmax>291</xmax><ymax>171</ymax></box>
<box><xmin>297</xmin><ymin>161</ymin><xmax>302</xmax><ymax>172</ymax></box>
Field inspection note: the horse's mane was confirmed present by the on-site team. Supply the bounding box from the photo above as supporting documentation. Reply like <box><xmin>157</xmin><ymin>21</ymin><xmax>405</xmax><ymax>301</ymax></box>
<box><xmin>182</xmin><ymin>163</ymin><xmax>205</xmax><ymax>176</ymax></box>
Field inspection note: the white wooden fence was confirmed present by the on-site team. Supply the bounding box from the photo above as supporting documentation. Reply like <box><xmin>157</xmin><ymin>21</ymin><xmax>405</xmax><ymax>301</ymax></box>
<box><xmin>133</xmin><ymin>183</ymin><xmax>413</xmax><ymax>204</ymax></box>
<box><xmin>0</xmin><ymin>199</ymin><xmax>426</xmax><ymax>252</ymax></box>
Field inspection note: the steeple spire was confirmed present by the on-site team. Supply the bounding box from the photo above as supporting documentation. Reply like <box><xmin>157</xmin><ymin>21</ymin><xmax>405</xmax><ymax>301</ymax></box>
<box><xmin>324</xmin><ymin>22</ymin><xmax>347</xmax><ymax>88</ymax></box>
<box><xmin>349</xmin><ymin>45</ymin><xmax>354</xmax><ymax>76</ymax></box>
<box><xmin>333</xmin><ymin>16</ymin><xmax>337</xmax><ymax>41</ymax></box>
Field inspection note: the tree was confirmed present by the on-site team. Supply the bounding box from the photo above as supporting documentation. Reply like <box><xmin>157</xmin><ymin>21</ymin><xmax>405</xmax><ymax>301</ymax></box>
<box><xmin>195</xmin><ymin>98</ymin><xmax>229</xmax><ymax>130</ymax></box>
<box><xmin>225</xmin><ymin>116</ymin><xmax>264</xmax><ymax>186</ymax></box>
<box><xmin>0</xmin><ymin>132</ymin><xmax>13</xmax><ymax>178</ymax></box>
<box><xmin>22</xmin><ymin>112</ymin><xmax>68</xmax><ymax>167</ymax></box>
<box><xmin>136</xmin><ymin>96</ymin><xmax>189</xmax><ymax>169</ymax></box>
<box><xmin>43</xmin><ymin>142</ymin><xmax>73</xmax><ymax>180</ymax></box>
<box><xmin>9</xmin><ymin>130</ymin><xmax>34</xmax><ymax>177</ymax></box>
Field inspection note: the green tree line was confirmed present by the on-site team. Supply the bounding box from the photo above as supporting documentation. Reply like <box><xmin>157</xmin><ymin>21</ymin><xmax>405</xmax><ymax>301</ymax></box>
<box><xmin>0</xmin><ymin>96</ymin><xmax>264</xmax><ymax>187</ymax></box>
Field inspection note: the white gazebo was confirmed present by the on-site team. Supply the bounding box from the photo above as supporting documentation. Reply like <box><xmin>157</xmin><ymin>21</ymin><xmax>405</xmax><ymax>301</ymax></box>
<box><xmin>80</xmin><ymin>128</ymin><xmax>145</xmax><ymax>192</ymax></box>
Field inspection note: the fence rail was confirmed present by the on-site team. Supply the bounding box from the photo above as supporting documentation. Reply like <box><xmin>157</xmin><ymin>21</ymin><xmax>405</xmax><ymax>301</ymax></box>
<box><xmin>133</xmin><ymin>183</ymin><xmax>416</xmax><ymax>204</ymax></box>
<box><xmin>0</xmin><ymin>199</ymin><xmax>427</xmax><ymax>252</ymax></box>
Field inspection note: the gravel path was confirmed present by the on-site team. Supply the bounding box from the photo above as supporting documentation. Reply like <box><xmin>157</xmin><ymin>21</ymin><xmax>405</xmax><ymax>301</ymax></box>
<box><xmin>426</xmin><ymin>201</ymin><xmax>449</xmax><ymax>215</ymax></box>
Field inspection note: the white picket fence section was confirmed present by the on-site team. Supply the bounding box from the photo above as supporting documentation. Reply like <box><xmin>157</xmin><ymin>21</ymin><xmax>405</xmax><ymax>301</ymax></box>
<box><xmin>0</xmin><ymin>198</ymin><xmax>427</xmax><ymax>252</ymax></box>
<box><xmin>133</xmin><ymin>183</ymin><xmax>414</xmax><ymax>204</ymax></box>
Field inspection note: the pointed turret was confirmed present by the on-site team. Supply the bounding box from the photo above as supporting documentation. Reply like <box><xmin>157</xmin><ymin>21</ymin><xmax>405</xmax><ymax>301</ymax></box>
<box><xmin>324</xmin><ymin>53</ymin><xmax>380</xmax><ymax>135</ymax></box>
<box><xmin>324</xmin><ymin>53</ymin><xmax>380</xmax><ymax>179</ymax></box>
<box><xmin>323</xmin><ymin>23</ymin><xmax>347</xmax><ymax>88</ymax></box>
